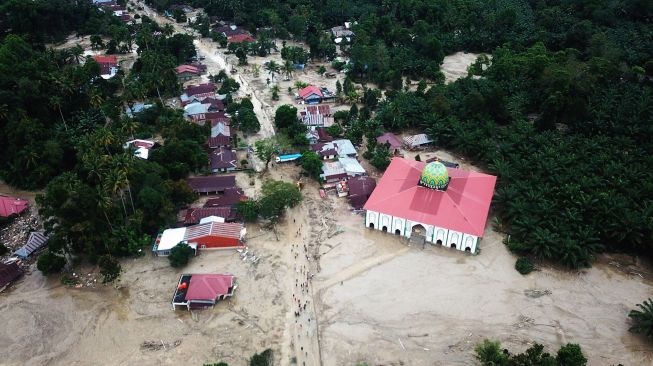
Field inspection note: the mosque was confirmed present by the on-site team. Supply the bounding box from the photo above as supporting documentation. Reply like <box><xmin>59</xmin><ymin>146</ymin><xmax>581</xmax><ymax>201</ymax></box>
<box><xmin>363</xmin><ymin>158</ymin><xmax>496</xmax><ymax>253</ymax></box>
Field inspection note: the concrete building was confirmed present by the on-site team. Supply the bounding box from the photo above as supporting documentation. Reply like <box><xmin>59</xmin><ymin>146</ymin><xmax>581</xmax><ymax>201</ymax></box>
<box><xmin>364</xmin><ymin>158</ymin><xmax>496</xmax><ymax>254</ymax></box>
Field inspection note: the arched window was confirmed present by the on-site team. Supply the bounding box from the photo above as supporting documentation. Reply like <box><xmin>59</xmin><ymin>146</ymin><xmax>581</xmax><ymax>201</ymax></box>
<box><xmin>395</xmin><ymin>229</ymin><xmax>401</xmax><ymax>235</ymax></box>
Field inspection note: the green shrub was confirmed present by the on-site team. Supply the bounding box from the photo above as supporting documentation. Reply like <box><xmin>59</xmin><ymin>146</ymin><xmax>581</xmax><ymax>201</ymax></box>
<box><xmin>556</xmin><ymin>343</ymin><xmax>587</xmax><ymax>366</ymax></box>
<box><xmin>515</xmin><ymin>257</ymin><xmax>534</xmax><ymax>275</ymax></box>
<box><xmin>37</xmin><ymin>251</ymin><xmax>66</xmax><ymax>275</ymax></box>
<box><xmin>98</xmin><ymin>254</ymin><xmax>121</xmax><ymax>283</ymax></box>
<box><xmin>168</xmin><ymin>243</ymin><xmax>194</xmax><ymax>267</ymax></box>
<box><xmin>475</xmin><ymin>339</ymin><xmax>508</xmax><ymax>365</ymax></box>
<box><xmin>415</xmin><ymin>154</ymin><xmax>421</xmax><ymax>161</ymax></box>
<box><xmin>250</xmin><ymin>349</ymin><xmax>273</xmax><ymax>366</ymax></box>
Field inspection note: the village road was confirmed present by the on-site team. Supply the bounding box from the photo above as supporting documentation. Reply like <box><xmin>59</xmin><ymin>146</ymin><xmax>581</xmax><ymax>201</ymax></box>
<box><xmin>135</xmin><ymin>1</ymin><xmax>275</xmax><ymax>172</ymax></box>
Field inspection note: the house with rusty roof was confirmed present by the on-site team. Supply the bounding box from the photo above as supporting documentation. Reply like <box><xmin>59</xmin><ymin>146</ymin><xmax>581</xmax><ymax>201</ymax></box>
<box><xmin>176</xmin><ymin>64</ymin><xmax>201</xmax><ymax>81</ymax></box>
<box><xmin>186</xmin><ymin>176</ymin><xmax>236</xmax><ymax>194</ymax></box>
<box><xmin>153</xmin><ymin>216</ymin><xmax>245</xmax><ymax>256</ymax></box>
<box><xmin>92</xmin><ymin>55</ymin><xmax>119</xmax><ymax>79</ymax></box>
<box><xmin>210</xmin><ymin>147</ymin><xmax>237</xmax><ymax>173</ymax></box>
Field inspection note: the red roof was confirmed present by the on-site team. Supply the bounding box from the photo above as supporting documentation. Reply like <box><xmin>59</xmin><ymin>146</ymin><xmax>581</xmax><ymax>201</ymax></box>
<box><xmin>176</xmin><ymin>64</ymin><xmax>200</xmax><ymax>74</ymax></box>
<box><xmin>93</xmin><ymin>55</ymin><xmax>117</xmax><ymax>65</ymax></box>
<box><xmin>185</xmin><ymin>83</ymin><xmax>216</xmax><ymax>97</ymax></box>
<box><xmin>181</xmin><ymin>207</ymin><xmax>233</xmax><ymax>225</ymax></box>
<box><xmin>185</xmin><ymin>274</ymin><xmax>234</xmax><ymax>301</ymax></box>
<box><xmin>376</xmin><ymin>132</ymin><xmax>402</xmax><ymax>150</ymax></box>
<box><xmin>316</xmin><ymin>127</ymin><xmax>333</xmax><ymax>142</ymax></box>
<box><xmin>207</xmin><ymin>135</ymin><xmax>231</xmax><ymax>148</ymax></box>
<box><xmin>0</xmin><ymin>196</ymin><xmax>29</xmax><ymax>217</ymax></box>
<box><xmin>306</xmin><ymin>104</ymin><xmax>331</xmax><ymax>116</ymax></box>
<box><xmin>298</xmin><ymin>86</ymin><xmax>323</xmax><ymax>99</ymax></box>
<box><xmin>228</xmin><ymin>34</ymin><xmax>255</xmax><ymax>43</ymax></box>
<box><xmin>349</xmin><ymin>176</ymin><xmax>377</xmax><ymax>209</ymax></box>
<box><xmin>204</xmin><ymin>187</ymin><xmax>247</xmax><ymax>207</ymax></box>
<box><xmin>210</xmin><ymin>147</ymin><xmax>237</xmax><ymax>170</ymax></box>
<box><xmin>363</xmin><ymin>158</ymin><xmax>496</xmax><ymax>237</ymax></box>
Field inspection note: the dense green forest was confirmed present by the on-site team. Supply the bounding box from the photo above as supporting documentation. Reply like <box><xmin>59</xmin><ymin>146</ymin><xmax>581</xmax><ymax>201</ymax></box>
<box><xmin>162</xmin><ymin>0</ymin><xmax>651</xmax><ymax>267</ymax></box>
<box><xmin>0</xmin><ymin>2</ymin><xmax>208</xmax><ymax>267</ymax></box>
<box><xmin>1</xmin><ymin>0</ymin><xmax>652</xmax><ymax>271</ymax></box>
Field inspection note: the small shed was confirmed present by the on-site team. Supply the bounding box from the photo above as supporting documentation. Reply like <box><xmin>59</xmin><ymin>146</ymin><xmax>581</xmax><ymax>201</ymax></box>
<box><xmin>14</xmin><ymin>231</ymin><xmax>49</xmax><ymax>259</ymax></box>
<box><xmin>377</xmin><ymin>132</ymin><xmax>402</xmax><ymax>154</ymax></box>
<box><xmin>403</xmin><ymin>134</ymin><xmax>433</xmax><ymax>149</ymax></box>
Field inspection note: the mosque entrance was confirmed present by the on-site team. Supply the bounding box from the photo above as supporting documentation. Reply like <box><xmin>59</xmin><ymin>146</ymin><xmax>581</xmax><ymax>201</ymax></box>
<box><xmin>410</xmin><ymin>224</ymin><xmax>427</xmax><ymax>247</ymax></box>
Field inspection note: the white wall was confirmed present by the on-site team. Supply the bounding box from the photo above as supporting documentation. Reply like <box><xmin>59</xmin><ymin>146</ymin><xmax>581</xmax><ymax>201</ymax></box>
<box><xmin>365</xmin><ymin>210</ymin><xmax>479</xmax><ymax>254</ymax></box>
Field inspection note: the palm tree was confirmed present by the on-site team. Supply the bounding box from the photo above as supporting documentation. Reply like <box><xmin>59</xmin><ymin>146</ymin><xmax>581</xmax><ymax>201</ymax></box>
<box><xmin>121</xmin><ymin>119</ymin><xmax>140</xmax><ymax>140</ymax></box>
<box><xmin>71</xmin><ymin>45</ymin><xmax>84</xmax><ymax>64</ymax></box>
<box><xmin>282</xmin><ymin>60</ymin><xmax>294</xmax><ymax>80</ymax></box>
<box><xmin>114</xmin><ymin>153</ymin><xmax>136</xmax><ymax>213</ymax></box>
<box><xmin>265</xmin><ymin>60</ymin><xmax>280</xmax><ymax>82</ymax></box>
<box><xmin>96</xmin><ymin>128</ymin><xmax>115</xmax><ymax>156</ymax></box>
<box><xmin>105</xmin><ymin>168</ymin><xmax>129</xmax><ymax>218</ymax></box>
<box><xmin>96</xmin><ymin>187</ymin><xmax>114</xmax><ymax>231</ymax></box>
<box><xmin>49</xmin><ymin>96</ymin><xmax>68</xmax><ymax>130</ymax></box>
<box><xmin>629</xmin><ymin>298</ymin><xmax>653</xmax><ymax>338</ymax></box>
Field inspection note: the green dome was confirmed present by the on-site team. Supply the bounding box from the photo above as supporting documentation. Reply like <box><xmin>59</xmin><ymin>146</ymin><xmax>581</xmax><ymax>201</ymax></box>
<box><xmin>420</xmin><ymin>161</ymin><xmax>449</xmax><ymax>190</ymax></box>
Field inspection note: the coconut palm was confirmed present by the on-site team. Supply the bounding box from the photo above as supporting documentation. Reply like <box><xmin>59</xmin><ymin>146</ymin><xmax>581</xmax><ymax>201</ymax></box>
<box><xmin>49</xmin><ymin>96</ymin><xmax>68</xmax><ymax>130</ymax></box>
<box><xmin>70</xmin><ymin>45</ymin><xmax>84</xmax><ymax>64</ymax></box>
<box><xmin>282</xmin><ymin>60</ymin><xmax>294</xmax><ymax>80</ymax></box>
<box><xmin>105</xmin><ymin>168</ymin><xmax>129</xmax><ymax>218</ymax></box>
<box><xmin>629</xmin><ymin>298</ymin><xmax>653</xmax><ymax>338</ymax></box>
<box><xmin>265</xmin><ymin>60</ymin><xmax>280</xmax><ymax>82</ymax></box>
<box><xmin>114</xmin><ymin>153</ymin><xmax>136</xmax><ymax>213</ymax></box>
<box><xmin>96</xmin><ymin>187</ymin><xmax>114</xmax><ymax>231</ymax></box>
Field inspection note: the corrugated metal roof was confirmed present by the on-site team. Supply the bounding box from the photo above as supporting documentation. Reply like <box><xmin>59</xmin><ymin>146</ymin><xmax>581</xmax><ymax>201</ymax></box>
<box><xmin>184</xmin><ymin>221</ymin><xmax>243</xmax><ymax>241</ymax></box>
<box><xmin>14</xmin><ymin>231</ymin><xmax>48</xmax><ymax>258</ymax></box>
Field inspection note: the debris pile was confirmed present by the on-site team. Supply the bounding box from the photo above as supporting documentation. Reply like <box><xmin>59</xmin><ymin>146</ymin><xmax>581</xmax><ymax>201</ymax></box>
<box><xmin>0</xmin><ymin>207</ymin><xmax>42</xmax><ymax>257</ymax></box>
<box><xmin>523</xmin><ymin>289</ymin><xmax>552</xmax><ymax>298</ymax></box>
<box><xmin>140</xmin><ymin>339</ymin><xmax>182</xmax><ymax>351</ymax></box>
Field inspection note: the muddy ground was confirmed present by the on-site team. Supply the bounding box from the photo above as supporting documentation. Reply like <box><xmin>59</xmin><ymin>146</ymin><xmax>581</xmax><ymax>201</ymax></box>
<box><xmin>1</xmin><ymin>160</ymin><xmax>652</xmax><ymax>365</ymax></box>
<box><xmin>5</xmin><ymin>5</ymin><xmax>651</xmax><ymax>365</ymax></box>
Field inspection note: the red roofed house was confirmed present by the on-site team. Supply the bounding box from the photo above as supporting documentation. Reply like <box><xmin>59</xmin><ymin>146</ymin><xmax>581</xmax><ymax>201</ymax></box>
<box><xmin>363</xmin><ymin>158</ymin><xmax>496</xmax><ymax>254</ymax></box>
<box><xmin>154</xmin><ymin>216</ymin><xmax>245</xmax><ymax>256</ymax></box>
<box><xmin>204</xmin><ymin>187</ymin><xmax>247</xmax><ymax>208</ymax></box>
<box><xmin>228</xmin><ymin>34</ymin><xmax>256</xmax><ymax>44</ymax></box>
<box><xmin>0</xmin><ymin>195</ymin><xmax>29</xmax><ymax>218</ymax></box>
<box><xmin>298</xmin><ymin>86</ymin><xmax>324</xmax><ymax>104</ymax></box>
<box><xmin>348</xmin><ymin>176</ymin><xmax>377</xmax><ymax>209</ymax></box>
<box><xmin>210</xmin><ymin>147</ymin><xmax>237</xmax><ymax>173</ymax></box>
<box><xmin>93</xmin><ymin>55</ymin><xmax>118</xmax><ymax>78</ymax></box>
<box><xmin>176</xmin><ymin>64</ymin><xmax>201</xmax><ymax>81</ymax></box>
<box><xmin>172</xmin><ymin>273</ymin><xmax>236</xmax><ymax>310</ymax></box>
<box><xmin>376</xmin><ymin>132</ymin><xmax>402</xmax><ymax>154</ymax></box>
<box><xmin>181</xmin><ymin>83</ymin><xmax>217</xmax><ymax>104</ymax></box>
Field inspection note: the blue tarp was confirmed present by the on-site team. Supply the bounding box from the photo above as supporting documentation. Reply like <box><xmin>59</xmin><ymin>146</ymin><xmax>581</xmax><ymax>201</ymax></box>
<box><xmin>276</xmin><ymin>154</ymin><xmax>302</xmax><ymax>162</ymax></box>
